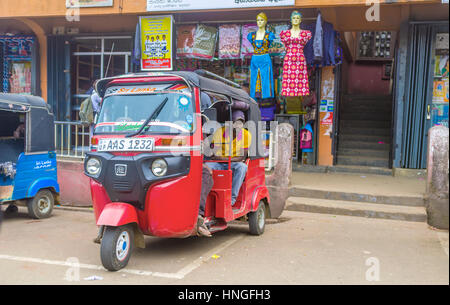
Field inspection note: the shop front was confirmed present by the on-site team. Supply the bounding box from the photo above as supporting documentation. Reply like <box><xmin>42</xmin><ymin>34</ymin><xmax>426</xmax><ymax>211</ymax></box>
<box><xmin>167</xmin><ymin>9</ymin><xmax>342</xmax><ymax>168</ymax></box>
<box><xmin>40</xmin><ymin>1</ymin><xmax>447</xmax><ymax>177</ymax></box>
<box><xmin>44</xmin><ymin>6</ymin><xmax>343</xmax><ymax>173</ymax></box>
<box><xmin>0</xmin><ymin>35</ymin><xmax>39</xmax><ymax>96</ymax></box>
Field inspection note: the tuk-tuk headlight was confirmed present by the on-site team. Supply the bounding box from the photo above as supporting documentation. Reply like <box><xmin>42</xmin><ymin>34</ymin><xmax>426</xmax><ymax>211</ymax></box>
<box><xmin>152</xmin><ymin>158</ymin><xmax>167</xmax><ymax>177</ymax></box>
<box><xmin>86</xmin><ymin>157</ymin><xmax>102</xmax><ymax>176</ymax></box>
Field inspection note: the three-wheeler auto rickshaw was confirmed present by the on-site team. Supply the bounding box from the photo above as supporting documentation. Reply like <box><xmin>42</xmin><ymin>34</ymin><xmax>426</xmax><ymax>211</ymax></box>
<box><xmin>0</xmin><ymin>93</ymin><xmax>60</xmax><ymax>219</ymax></box>
<box><xmin>85</xmin><ymin>70</ymin><xmax>270</xmax><ymax>271</ymax></box>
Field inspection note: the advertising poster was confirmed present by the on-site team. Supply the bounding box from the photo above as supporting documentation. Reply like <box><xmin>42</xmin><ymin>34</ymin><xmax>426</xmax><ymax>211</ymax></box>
<box><xmin>140</xmin><ymin>15</ymin><xmax>173</xmax><ymax>71</ymax></box>
<box><xmin>9</xmin><ymin>62</ymin><xmax>32</xmax><ymax>95</ymax></box>
<box><xmin>433</xmin><ymin>81</ymin><xmax>446</xmax><ymax>103</ymax></box>
<box><xmin>320</xmin><ymin>100</ymin><xmax>334</xmax><ymax>125</ymax></box>
<box><xmin>431</xmin><ymin>103</ymin><xmax>449</xmax><ymax>127</ymax></box>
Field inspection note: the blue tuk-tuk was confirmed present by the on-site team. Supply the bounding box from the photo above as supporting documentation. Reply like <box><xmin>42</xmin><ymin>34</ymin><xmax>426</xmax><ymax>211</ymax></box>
<box><xmin>0</xmin><ymin>93</ymin><xmax>59</xmax><ymax>219</ymax></box>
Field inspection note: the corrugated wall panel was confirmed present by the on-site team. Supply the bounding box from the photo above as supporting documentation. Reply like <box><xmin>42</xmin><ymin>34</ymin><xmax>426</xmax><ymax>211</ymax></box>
<box><xmin>401</xmin><ymin>23</ymin><xmax>435</xmax><ymax>169</ymax></box>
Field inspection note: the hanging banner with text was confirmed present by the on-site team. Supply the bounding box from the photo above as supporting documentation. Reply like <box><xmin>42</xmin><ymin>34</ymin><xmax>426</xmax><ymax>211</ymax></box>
<box><xmin>140</xmin><ymin>15</ymin><xmax>174</xmax><ymax>71</ymax></box>
<box><xmin>66</xmin><ymin>0</ymin><xmax>113</xmax><ymax>8</ymax></box>
<box><xmin>147</xmin><ymin>0</ymin><xmax>295</xmax><ymax>11</ymax></box>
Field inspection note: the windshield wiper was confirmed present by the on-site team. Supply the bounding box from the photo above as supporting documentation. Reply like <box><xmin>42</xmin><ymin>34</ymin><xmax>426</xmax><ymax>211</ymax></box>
<box><xmin>125</xmin><ymin>97</ymin><xmax>169</xmax><ymax>138</ymax></box>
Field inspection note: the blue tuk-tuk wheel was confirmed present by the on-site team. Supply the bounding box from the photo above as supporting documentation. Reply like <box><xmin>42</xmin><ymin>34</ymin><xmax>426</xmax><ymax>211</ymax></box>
<box><xmin>27</xmin><ymin>189</ymin><xmax>54</xmax><ymax>219</ymax></box>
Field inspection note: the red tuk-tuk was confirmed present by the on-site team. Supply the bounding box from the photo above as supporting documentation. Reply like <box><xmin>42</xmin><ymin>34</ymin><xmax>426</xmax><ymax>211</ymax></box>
<box><xmin>85</xmin><ymin>70</ymin><xmax>270</xmax><ymax>271</ymax></box>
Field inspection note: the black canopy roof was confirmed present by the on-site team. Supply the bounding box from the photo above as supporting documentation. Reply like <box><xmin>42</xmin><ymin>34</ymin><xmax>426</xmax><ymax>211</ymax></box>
<box><xmin>0</xmin><ymin>93</ymin><xmax>51</xmax><ymax>112</ymax></box>
<box><xmin>96</xmin><ymin>71</ymin><xmax>256</xmax><ymax>106</ymax></box>
<box><xmin>95</xmin><ymin>71</ymin><xmax>265</xmax><ymax>159</ymax></box>
<box><xmin>0</xmin><ymin>93</ymin><xmax>55</xmax><ymax>153</ymax></box>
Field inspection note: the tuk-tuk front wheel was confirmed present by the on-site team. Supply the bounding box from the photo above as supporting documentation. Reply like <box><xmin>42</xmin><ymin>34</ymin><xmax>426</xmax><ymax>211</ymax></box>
<box><xmin>100</xmin><ymin>225</ymin><xmax>134</xmax><ymax>271</ymax></box>
<box><xmin>248</xmin><ymin>201</ymin><xmax>266</xmax><ymax>235</ymax></box>
<box><xmin>27</xmin><ymin>189</ymin><xmax>54</xmax><ymax>219</ymax></box>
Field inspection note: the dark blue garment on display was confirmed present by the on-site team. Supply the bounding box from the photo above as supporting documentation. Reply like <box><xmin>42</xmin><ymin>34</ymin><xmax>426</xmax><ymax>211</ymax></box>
<box><xmin>313</xmin><ymin>12</ymin><xmax>323</xmax><ymax>62</ymax></box>
<box><xmin>302</xmin><ymin>18</ymin><xmax>341</xmax><ymax>67</ymax></box>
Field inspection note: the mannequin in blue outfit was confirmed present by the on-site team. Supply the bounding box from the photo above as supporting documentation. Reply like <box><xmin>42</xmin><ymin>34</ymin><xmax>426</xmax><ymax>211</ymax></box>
<box><xmin>247</xmin><ymin>12</ymin><xmax>275</xmax><ymax>100</ymax></box>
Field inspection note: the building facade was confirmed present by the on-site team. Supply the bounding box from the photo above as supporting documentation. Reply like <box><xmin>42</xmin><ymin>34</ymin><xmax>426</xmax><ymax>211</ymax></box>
<box><xmin>0</xmin><ymin>0</ymin><xmax>448</xmax><ymax>175</ymax></box>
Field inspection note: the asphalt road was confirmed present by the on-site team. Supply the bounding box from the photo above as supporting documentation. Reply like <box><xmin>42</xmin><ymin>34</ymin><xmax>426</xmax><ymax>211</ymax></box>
<box><xmin>0</xmin><ymin>206</ymin><xmax>448</xmax><ymax>285</ymax></box>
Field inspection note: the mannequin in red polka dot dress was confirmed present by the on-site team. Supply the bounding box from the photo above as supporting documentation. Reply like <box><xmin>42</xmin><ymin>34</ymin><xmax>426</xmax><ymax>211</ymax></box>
<box><xmin>280</xmin><ymin>11</ymin><xmax>312</xmax><ymax>97</ymax></box>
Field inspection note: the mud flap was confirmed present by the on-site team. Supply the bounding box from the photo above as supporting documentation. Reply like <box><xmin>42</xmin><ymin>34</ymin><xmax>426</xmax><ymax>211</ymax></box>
<box><xmin>132</xmin><ymin>224</ymin><xmax>146</xmax><ymax>249</ymax></box>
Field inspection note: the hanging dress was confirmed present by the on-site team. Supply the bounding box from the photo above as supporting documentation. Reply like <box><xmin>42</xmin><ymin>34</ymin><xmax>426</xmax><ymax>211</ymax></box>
<box><xmin>247</xmin><ymin>31</ymin><xmax>275</xmax><ymax>99</ymax></box>
<box><xmin>280</xmin><ymin>29</ymin><xmax>312</xmax><ymax>97</ymax></box>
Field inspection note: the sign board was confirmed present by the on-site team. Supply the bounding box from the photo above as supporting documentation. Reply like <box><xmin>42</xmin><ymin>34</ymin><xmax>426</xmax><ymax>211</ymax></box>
<box><xmin>146</xmin><ymin>0</ymin><xmax>295</xmax><ymax>11</ymax></box>
<box><xmin>436</xmin><ymin>33</ymin><xmax>449</xmax><ymax>50</ymax></box>
<box><xmin>66</xmin><ymin>0</ymin><xmax>113</xmax><ymax>8</ymax></box>
<box><xmin>140</xmin><ymin>15</ymin><xmax>174</xmax><ymax>71</ymax></box>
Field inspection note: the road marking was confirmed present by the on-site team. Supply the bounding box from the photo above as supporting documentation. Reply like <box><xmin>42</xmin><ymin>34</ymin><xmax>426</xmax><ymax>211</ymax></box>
<box><xmin>175</xmin><ymin>234</ymin><xmax>244</xmax><ymax>279</ymax></box>
<box><xmin>0</xmin><ymin>234</ymin><xmax>244</xmax><ymax>280</ymax></box>
<box><xmin>0</xmin><ymin>254</ymin><xmax>181</xmax><ymax>279</ymax></box>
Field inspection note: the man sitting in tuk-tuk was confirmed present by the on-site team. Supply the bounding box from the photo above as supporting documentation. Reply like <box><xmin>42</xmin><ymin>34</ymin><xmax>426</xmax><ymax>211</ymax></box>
<box><xmin>206</xmin><ymin>106</ymin><xmax>252</xmax><ymax>206</ymax></box>
<box><xmin>13</xmin><ymin>114</ymin><xmax>25</xmax><ymax>138</ymax></box>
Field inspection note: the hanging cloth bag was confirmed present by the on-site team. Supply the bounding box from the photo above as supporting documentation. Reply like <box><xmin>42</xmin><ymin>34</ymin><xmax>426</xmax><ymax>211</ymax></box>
<box><xmin>300</xmin><ymin>124</ymin><xmax>314</xmax><ymax>151</ymax></box>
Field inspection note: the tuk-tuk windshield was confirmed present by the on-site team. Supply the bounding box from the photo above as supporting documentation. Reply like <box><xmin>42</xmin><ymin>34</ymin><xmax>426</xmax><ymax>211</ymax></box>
<box><xmin>95</xmin><ymin>92</ymin><xmax>195</xmax><ymax>135</ymax></box>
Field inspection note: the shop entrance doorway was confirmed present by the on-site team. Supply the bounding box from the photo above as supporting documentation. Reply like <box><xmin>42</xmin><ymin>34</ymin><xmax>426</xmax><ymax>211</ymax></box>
<box><xmin>335</xmin><ymin>31</ymin><xmax>396</xmax><ymax>169</ymax></box>
<box><xmin>71</xmin><ymin>36</ymin><xmax>133</xmax><ymax>121</ymax></box>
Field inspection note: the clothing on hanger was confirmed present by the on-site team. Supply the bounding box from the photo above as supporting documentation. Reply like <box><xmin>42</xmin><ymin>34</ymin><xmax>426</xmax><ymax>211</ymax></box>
<box><xmin>247</xmin><ymin>31</ymin><xmax>275</xmax><ymax>99</ymax></box>
<box><xmin>280</xmin><ymin>29</ymin><xmax>312</xmax><ymax>97</ymax></box>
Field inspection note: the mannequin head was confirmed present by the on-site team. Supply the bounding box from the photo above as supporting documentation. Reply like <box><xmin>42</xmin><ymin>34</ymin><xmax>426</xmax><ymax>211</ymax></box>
<box><xmin>290</xmin><ymin>11</ymin><xmax>302</xmax><ymax>27</ymax></box>
<box><xmin>256</xmin><ymin>12</ymin><xmax>268</xmax><ymax>29</ymax></box>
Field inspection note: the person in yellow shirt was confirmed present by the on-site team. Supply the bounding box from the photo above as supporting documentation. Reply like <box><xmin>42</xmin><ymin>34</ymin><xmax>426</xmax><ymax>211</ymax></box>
<box><xmin>206</xmin><ymin>109</ymin><xmax>252</xmax><ymax>206</ymax></box>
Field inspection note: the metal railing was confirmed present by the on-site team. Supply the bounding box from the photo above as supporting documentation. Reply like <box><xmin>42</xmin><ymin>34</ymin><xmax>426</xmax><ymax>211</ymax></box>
<box><xmin>53</xmin><ymin>122</ymin><xmax>278</xmax><ymax>169</ymax></box>
<box><xmin>54</xmin><ymin>121</ymin><xmax>90</xmax><ymax>159</ymax></box>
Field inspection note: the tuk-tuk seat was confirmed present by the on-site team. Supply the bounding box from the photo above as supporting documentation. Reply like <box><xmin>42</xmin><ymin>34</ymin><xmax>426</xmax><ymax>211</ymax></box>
<box><xmin>205</xmin><ymin>158</ymin><xmax>250</xmax><ymax>220</ymax></box>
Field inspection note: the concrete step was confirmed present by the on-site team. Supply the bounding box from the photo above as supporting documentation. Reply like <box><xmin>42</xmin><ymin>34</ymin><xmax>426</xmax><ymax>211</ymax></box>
<box><xmin>341</xmin><ymin>99</ymin><xmax>392</xmax><ymax>107</ymax></box>
<box><xmin>340</xmin><ymin>120</ymin><xmax>391</xmax><ymax>129</ymax></box>
<box><xmin>292</xmin><ymin>164</ymin><xmax>393</xmax><ymax>176</ymax></box>
<box><xmin>340</xmin><ymin>112</ymin><xmax>392</xmax><ymax>121</ymax></box>
<box><xmin>328</xmin><ymin>165</ymin><xmax>393</xmax><ymax>175</ymax></box>
<box><xmin>339</xmin><ymin>140</ymin><xmax>390</xmax><ymax>151</ymax></box>
<box><xmin>340</xmin><ymin>104</ymin><xmax>392</xmax><ymax>113</ymax></box>
<box><xmin>342</xmin><ymin>94</ymin><xmax>392</xmax><ymax>102</ymax></box>
<box><xmin>289</xmin><ymin>186</ymin><xmax>424</xmax><ymax>206</ymax></box>
<box><xmin>341</xmin><ymin>101</ymin><xmax>392</xmax><ymax>110</ymax></box>
<box><xmin>339</xmin><ymin>126</ymin><xmax>391</xmax><ymax>136</ymax></box>
<box><xmin>285</xmin><ymin>197</ymin><xmax>427</xmax><ymax>222</ymax></box>
<box><xmin>338</xmin><ymin>148</ymin><xmax>390</xmax><ymax>158</ymax></box>
<box><xmin>336</xmin><ymin>155</ymin><xmax>389</xmax><ymax>167</ymax></box>
<box><xmin>339</xmin><ymin>134</ymin><xmax>391</xmax><ymax>144</ymax></box>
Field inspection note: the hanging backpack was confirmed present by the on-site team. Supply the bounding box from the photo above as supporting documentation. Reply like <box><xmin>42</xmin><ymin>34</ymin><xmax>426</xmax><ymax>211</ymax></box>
<box><xmin>300</xmin><ymin>125</ymin><xmax>313</xmax><ymax>150</ymax></box>
<box><xmin>79</xmin><ymin>96</ymin><xmax>94</xmax><ymax>124</ymax></box>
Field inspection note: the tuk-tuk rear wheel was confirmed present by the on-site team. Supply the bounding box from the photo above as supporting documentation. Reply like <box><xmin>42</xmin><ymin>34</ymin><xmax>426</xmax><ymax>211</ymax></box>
<box><xmin>27</xmin><ymin>189</ymin><xmax>54</xmax><ymax>219</ymax></box>
<box><xmin>248</xmin><ymin>201</ymin><xmax>266</xmax><ymax>235</ymax></box>
<box><xmin>100</xmin><ymin>225</ymin><xmax>134</xmax><ymax>271</ymax></box>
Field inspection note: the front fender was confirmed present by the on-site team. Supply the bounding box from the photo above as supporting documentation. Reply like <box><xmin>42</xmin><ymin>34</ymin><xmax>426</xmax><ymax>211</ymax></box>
<box><xmin>97</xmin><ymin>202</ymin><xmax>139</xmax><ymax>227</ymax></box>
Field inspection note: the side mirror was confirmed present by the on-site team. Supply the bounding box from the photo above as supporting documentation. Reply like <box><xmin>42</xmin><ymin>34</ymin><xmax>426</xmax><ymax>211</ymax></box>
<box><xmin>202</xmin><ymin>108</ymin><xmax>217</xmax><ymax>122</ymax></box>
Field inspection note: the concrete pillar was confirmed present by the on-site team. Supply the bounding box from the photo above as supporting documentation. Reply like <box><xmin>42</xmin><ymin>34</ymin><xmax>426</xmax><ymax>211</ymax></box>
<box><xmin>425</xmin><ymin>126</ymin><xmax>449</xmax><ymax>230</ymax></box>
<box><xmin>266</xmin><ymin>123</ymin><xmax>294</xmax><ymax>219</ymax></box>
